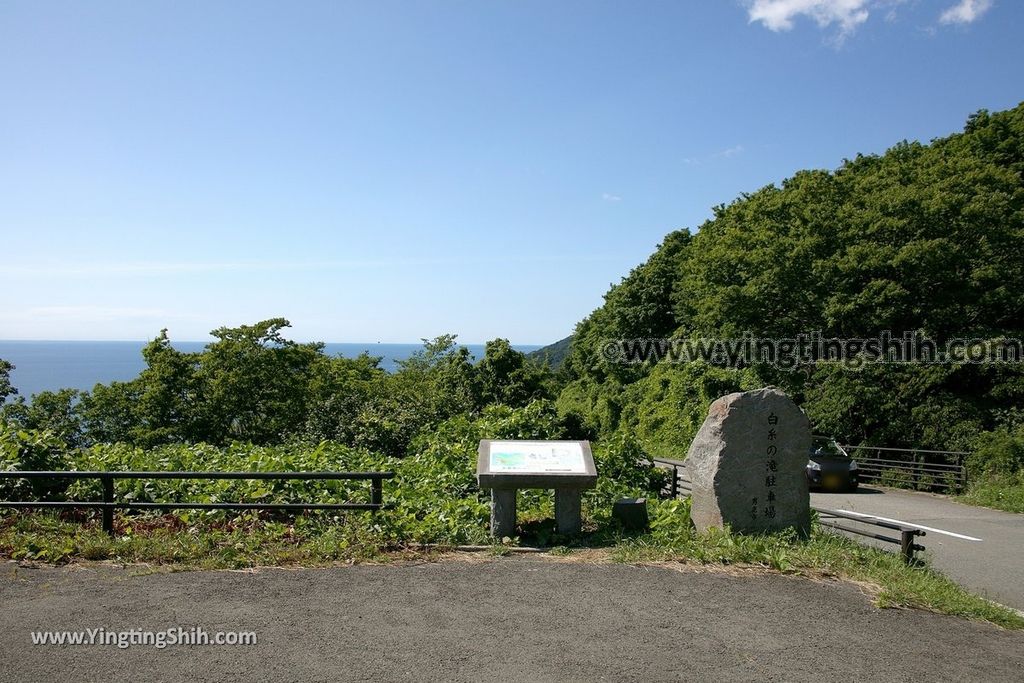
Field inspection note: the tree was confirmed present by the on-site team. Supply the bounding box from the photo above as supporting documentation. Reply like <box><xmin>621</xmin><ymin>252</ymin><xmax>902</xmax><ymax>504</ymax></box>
<box><xmin>193</xmin><ymin>318</ymin><xmax>325</xmax><ymax>444</ymax></box>
<box><xmin>0</xmin><ymin>389</ymin><xmax>85</xmax><ymax>448</ymax></box>
<box><xmin>132</xmin><ymin>330</ymin><xmax>202</xmax><ymax>445</ymax></box>
<box><xmin>303</xmin><ymin>352</ymin><xmax>386</xmax><ymax>444</ymax></box>
<box><xmin>79</xmin><ymin>381</ymin><xmax>142</xmax><ymax>445</ymax></box>
<box><xmin>0</xmin><ymin>358</ymin><xmax>15</xmax><ymax>404</ymax></box>
<box><xmin>350</xmin><ymin>335</ymin><xmax>483</xmax><ymax>456</ymax></box>
<box><xmin>477</xmin><ymin>339</ymin><xmax>550</xmax><ymax>407</ymax></box>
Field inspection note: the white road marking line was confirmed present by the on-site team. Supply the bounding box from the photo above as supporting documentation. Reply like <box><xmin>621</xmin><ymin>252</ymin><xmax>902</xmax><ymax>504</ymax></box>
<box><xmin>835</xmin><ymin>509</ymin><xmax>983</xmax><ymax>542</ymax></box>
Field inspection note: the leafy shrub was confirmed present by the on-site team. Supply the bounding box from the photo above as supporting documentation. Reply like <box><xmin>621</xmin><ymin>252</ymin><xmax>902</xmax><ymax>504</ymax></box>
<box><xmin>959</xmin><ymin>473</ymin><xmax>1024</xmax><ymax>513</ymax></box>
<box><xmin>968</xmin><ymin>426</ymin><xmax>1024</xmax><ymax>480</ymax></box>
<box><xmin>0</xmin><ymin>424</ymin><xmax>73</xmax><ymax>499</ymax></box>
<box><xmin>879</xmin><ymin>468</ymin><xmax>914</xmax><ymax>489</ymax></box>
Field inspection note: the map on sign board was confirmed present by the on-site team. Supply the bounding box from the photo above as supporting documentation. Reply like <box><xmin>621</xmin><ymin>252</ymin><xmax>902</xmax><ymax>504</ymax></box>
<box><xmin>488</xmin><ymin>441</ymin><xmax>587</xmax><ymax>474</ymax></box>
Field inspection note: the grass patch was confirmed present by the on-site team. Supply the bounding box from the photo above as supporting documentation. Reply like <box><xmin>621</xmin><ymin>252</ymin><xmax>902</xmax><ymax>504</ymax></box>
<box><xmin>957</xmin><ymin>476</ymin><xmax>1024</xmax><ymax>514</ymax></box>
<box><xmin>3</xmin><ymin>500</ymin><xmax>1022</xmax><ymax>631</ymax></box>
<box><xmin>0</xmin><ymin>512</ymin><xmax>390</xmax><ymax>570</ymax></box>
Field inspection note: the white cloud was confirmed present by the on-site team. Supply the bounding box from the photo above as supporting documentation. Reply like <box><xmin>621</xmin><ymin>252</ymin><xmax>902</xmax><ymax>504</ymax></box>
<box><xmin>747</xmin><ymin>0</ymin><xmax>871</xmax><ymax>34</ymax></box>
<box><xmin>714</xmin><ymin>144</ymin><xmax>746</xmax><ymax>159</ymax></box>
<box><xmin>602</xmin><ymin>192</ymin><xmax>622</xmax><ymax>202</ymax></box>
<box><xmin>939</xmin><ymin>0</ymin><xmax>992</xmax><ymax>24</ymax></box>
<box><xmin>745</xmin><ymin>0</ymin><xmax>993</xmax><ymax>37</ymax></box>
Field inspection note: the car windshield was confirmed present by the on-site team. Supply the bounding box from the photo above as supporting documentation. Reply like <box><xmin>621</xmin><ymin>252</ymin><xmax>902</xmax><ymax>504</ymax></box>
<box><xmin>811</xmin><ymin>443</ymin><xmax>845</xmax><ymax>457</ymax></box>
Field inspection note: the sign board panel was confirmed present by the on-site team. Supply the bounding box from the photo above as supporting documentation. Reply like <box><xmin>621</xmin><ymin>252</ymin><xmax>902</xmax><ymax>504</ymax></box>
<box><xmin>477</xmin><ymin>439</ymin><xmax>598</xmax><ymax>490</ymax></box>
<box><xmin>488</xmin><ymin>440</ymin><xmax>587</xmax><ymax>474</ymax></box>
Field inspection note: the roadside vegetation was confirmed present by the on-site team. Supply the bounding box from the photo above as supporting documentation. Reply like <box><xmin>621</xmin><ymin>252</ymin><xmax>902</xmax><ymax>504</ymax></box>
<box><xmin>2</xmin><ymin>103</ymin><xmax>1024</xmax><ymax>627</ymax></box>
<box><xmin>957</xmin><ymin>424</ymin><xmax>1024</xmax><ymax>513</ymax></box>
<box><xmin>958</xmin><ymin>477</ymin><xmax>1024</xmax><ymax>513</ymax></box>
<box><xmin>2</xmin><ymin>405</ymin><xmax>1023</xmax><ymax>629</ymax></box>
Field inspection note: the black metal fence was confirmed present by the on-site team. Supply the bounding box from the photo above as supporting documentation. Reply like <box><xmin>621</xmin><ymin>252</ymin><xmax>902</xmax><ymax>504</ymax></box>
<box><xmin>648</xmin><ymin>457</ymin><xmax>926</xmax><ymax>562</ymax></box>
<box><xmin>0</xmin><ymin>470</ymin><xmax>395</xmax><ymax>535</ymax></box>
<box><xmin>831</xmin><ymin>443</ymin><xmax>968</xmax><ymax>494</ymax></box>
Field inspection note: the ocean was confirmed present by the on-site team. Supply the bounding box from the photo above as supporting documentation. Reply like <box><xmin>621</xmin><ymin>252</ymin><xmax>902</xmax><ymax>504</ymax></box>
<box><xmin>0</xmin><ymin>340</ymin><xmax>542</xmax><ymax>400</ymax></box>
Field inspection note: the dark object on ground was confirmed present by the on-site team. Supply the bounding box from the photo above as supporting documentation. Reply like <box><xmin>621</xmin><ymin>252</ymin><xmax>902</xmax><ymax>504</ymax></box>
<box><xmin>612</xmin><ymin>497</ymin><xmax>649</xmax><ymax>530</ymax></box>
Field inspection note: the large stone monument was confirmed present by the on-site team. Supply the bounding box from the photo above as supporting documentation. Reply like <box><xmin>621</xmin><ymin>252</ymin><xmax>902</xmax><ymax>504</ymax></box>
<box><xmin>685</xmin><ymin>388</ymin><xmax>811</xmax><ymax>536</ymax></box>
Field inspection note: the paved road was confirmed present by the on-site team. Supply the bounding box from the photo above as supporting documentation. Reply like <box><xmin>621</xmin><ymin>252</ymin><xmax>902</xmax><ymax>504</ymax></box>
<box><xmin>811</xmin><ymin>486</ymin><xmax>1024</xmax><ymax>610</ymax></box>
<box><xmin>1</xmin><ymin>559</ymin><xmax>1022</xmax><ymax>683</ymax></box>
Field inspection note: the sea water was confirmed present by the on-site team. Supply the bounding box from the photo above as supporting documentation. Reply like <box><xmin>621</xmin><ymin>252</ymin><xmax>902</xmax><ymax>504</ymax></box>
<box><xmin>0</xmin><ymin>340</ymin><xmax>541</xmax><ymax>400</ymax></box>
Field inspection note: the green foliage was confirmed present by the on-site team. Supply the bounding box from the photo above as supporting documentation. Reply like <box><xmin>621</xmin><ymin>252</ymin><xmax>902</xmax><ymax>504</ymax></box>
<box><xmin>955</xmin><ymin>424</ymin><xmax>1024</xmax><ymax>512</ymax></box>
<box><xmin>958</xmin><ymin>474</ymin><xmax>1024</xmax><ymax>513</ymax></box>
<box><xmin>564</xmin><ymin>230</ymin><xmax>692</xmax><ymax>386</ymax></box>
<box><xmin>0</xmin><ymin>358</ymin><xmax>15</xmax><ymax>403</ymax></box>
<box><xmin>584</xmin><ymin>432</ymin><xmax>666</xmax><ymax>521</ymax></box>
<box><xmin>555</xmin><ymin>377</ymin><xmax>624</xmax><ymax>439</ymax></box>
<box><xmin>348</xmin><ymin>335</ymin><xmax>483</xmax><ymax>457</ymax></box>
<box><xmin>64</xmin><ymin>439</ymin><xmax>399</xmax><ymax>513</ymax></box>
<box><xmin>45</xmin><ymin>320</ymin><xmax>330</xmax><ymax>448</ymax></box>
<box><xmin>8</xmin><ymin>323</ymin><xmax>559</xmax><ymax>458</ymax></box>
<box><xmin>878</xmin><ymin>468</ymin><xmax>914</xmax><ymax>489</ymax></box>
<box><xmin>968</xmin><ymin>425</ymin><xmax>1024</xmax><ymax>479</ymax></box>
<box><xmin>0</xmin><ymin>426</ymin><xmax>72</xmax><ymax>499</ymax></box>
<box><xmin>619</xmin><ymin>362</ymin><xmax>761</xmax><ymax>457</ymax></box>
<box><xmin>476</xmin><ymin>339</ymin><xmax>551</xmax><ymax>407</ymax></box>
<box><xmin>0</xmin><ymin>401</ymin><xmax>662</xmax><ymax>547</ymax></box>
<box><xmin>0</xmin><ymin>514</ymin><xmax>387</xmax><ymax>567</ymax></box>
<box><xmin>302</xmin><ymin>352</ymin><xmax>387</xmax><ymax>445</ymax></box>
<box><xmin>527</xmin><ymin>335</ymin><xmax>573</xmax><ymax>370</ymax></box>
<box><xmin>79</xmin><ymin>380</ymin><xmax>139</xmax><ymax>444</ymax></box>
<box><xmin>392</xmin><ymin>401</ymin><xmax>572</xmax><ymax>543</ymax></box>
<box><xmin>194</xmin><ymin>319</ymin><xmax>326</xmax><ymax>444</ymax></box>
<box><xmin>560</xmin><ymin>103</ymin><xmax>1024</xmax><ymax>451</ymax></box>
<box><xmin>2</xmin><ymin>389</ymin><xmax>85</xmax><ymax>448</ymax></box>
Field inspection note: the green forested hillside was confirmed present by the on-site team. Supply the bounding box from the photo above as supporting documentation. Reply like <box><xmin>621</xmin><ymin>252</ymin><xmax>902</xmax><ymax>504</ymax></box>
<box><xmin>528</xmin><ymin>335</ymin><xmax>573</xmax><ymax>369</ymax></box>
<box><xmin>556</xmin><ymin>103</ymin><xmax>1024</xmax><ymax>456</ymax></box>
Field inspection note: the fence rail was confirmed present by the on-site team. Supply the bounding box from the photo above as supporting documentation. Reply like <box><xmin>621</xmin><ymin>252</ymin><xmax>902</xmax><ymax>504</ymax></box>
<box><xmin>830</xmin><ymin>443</ymin><xmax>968</xmax><ymax>493</ymax></box>
<box><xmin>0</xmin><ymin>470</ymin><xmax>395</xmax><ymax>535</ymax></box>
<box><xmin>648</xmin><ymin>457</ymin><xmax>926</xmax><ymax>562</ymax></box>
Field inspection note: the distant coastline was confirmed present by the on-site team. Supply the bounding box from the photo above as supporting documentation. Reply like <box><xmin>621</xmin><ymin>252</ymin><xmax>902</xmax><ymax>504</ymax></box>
<box><xmin>0</xmin><ymin>340</ymin><xmax>543</xmax><ymax>400</ymax></box>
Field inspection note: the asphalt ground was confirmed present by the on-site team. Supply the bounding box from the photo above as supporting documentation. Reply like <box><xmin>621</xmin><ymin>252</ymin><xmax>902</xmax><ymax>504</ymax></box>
<box><xmin>810</xmin><ymin>485</ymin><xmax>1024</xmax><ymax>610</ymax></box>
<box><xmin>1</xmin><ymin>558</ymin><xmax>1022</xmax><ymax>683</ymax></box>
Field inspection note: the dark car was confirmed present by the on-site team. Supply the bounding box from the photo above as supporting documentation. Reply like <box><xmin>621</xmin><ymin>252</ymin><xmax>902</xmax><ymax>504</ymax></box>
<box><xmin>807</xmin><ymin>441</ymin><xmax>859</xmax><ymax>492</ymax></box>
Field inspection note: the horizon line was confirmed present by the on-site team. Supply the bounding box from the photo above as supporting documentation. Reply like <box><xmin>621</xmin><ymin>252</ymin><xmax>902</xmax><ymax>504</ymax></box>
<box><xmin>0</xmin><ymin>338</ymin><xmax>552</xmax><ymax>347</ymax></box>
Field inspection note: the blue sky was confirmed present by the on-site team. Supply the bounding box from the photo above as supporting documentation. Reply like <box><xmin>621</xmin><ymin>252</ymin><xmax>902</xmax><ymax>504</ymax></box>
<box><xmin>1</xmin><ymin>1</ymin><xmax>1021</xmax><ymax>344</ymax></box>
